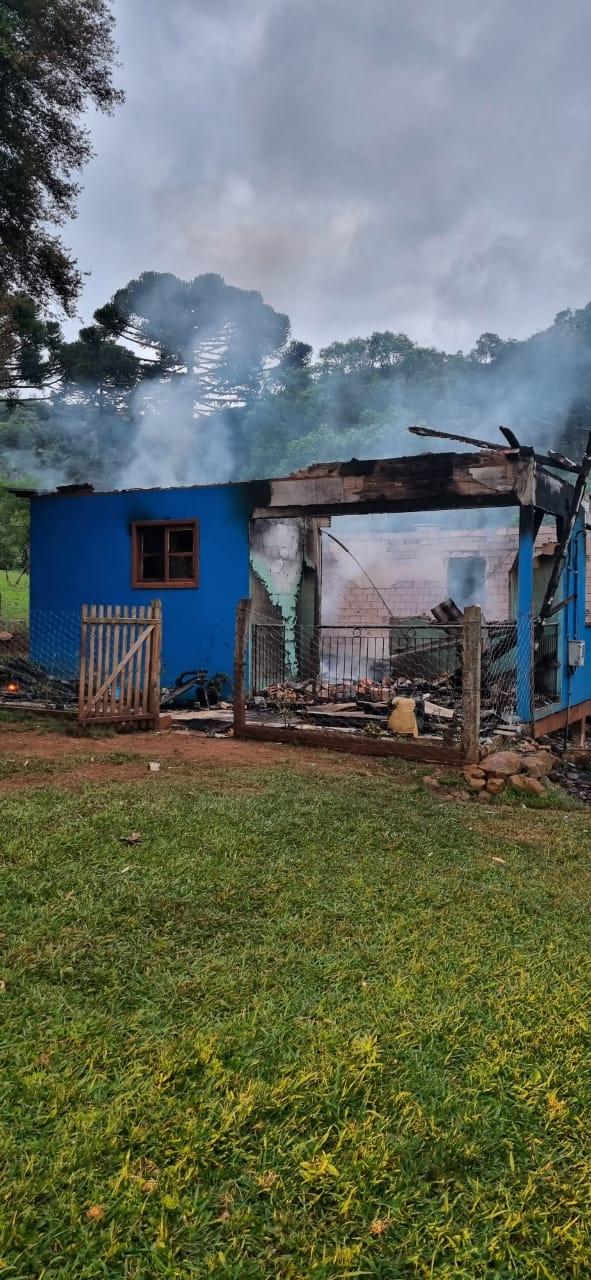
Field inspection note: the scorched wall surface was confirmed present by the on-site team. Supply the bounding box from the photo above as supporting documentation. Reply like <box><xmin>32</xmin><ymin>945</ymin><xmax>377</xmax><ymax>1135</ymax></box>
<box><xmin>29</xmin><ymin>484</ymin><xmax>252</xmax><ymax>685</ymax></box>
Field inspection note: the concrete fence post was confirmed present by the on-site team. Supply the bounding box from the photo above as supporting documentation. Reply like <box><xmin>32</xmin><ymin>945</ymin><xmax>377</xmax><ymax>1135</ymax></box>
<box><xmin>233</xmin><ymin>598</ymin><xmax>252</xmax><ymax>736</ymax></box>
<box><xmin>461</xmin><ymin>604</ymin><xmax>482</xmax><ymax>763</ymax></box>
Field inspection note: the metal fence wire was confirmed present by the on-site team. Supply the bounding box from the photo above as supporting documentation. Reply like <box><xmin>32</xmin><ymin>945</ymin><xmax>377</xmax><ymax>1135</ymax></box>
<box><xmin>480</xmin><ymin>622</ymin><xmax>520</xmax><ymax>738</ymax></box>
<box><xmin>250</xmin><ymin>613</ymin><xmax>560</xmax><ymax>746</ymax></box>
<box><xmin>479</xmin><ymin>620</ymin><xmax>559</xmax><ymax>741</ymax></box>
<box><xmin>250</xmin><ymin>615</ymin><xmax>465</xmax><ymax>742</ymax></box>
<box><xmin>0</xmin><ymin>611</ymin><xmax>80</xmax><ymax>709</ymax></box>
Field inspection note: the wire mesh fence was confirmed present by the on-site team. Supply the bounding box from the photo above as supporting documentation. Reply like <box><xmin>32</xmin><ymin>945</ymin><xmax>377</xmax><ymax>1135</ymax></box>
<box><xmin>249</xmin><ymin>614</ymin><xmax>465</xmax><ymax>744</ymax></box>
<box><xmin>0</xmin><ymin>605</ymin><xmax>164</xmax><ymax>723</ymax></box>
<box><xmin>248</xmin><ymin>612</ymin><xmax>560</xmax><ymax>749</ymax></box>
<box><xmin>479</xmin><ymin>620</ymin><xmax>559</xmax><ymax>743</ymax></box>
<box><xmin>480</xmin><ymin>622</ymin><xmax>520</xmax><ymax>740</ymax></box>
<box><xmin>0</xmin><ymin>610</ymin><xmax>80</xmax><ymax>709</ymax></box>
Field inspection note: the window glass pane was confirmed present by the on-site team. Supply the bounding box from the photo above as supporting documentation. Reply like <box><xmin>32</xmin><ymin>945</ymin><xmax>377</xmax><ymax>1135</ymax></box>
<box><xmin>169</xmin><ymin>527</ymin><xmax>194</xmax><ymax>553</ymax></box>
<box><xmin>169</xmin><ymin>553</ymin><xmax>194</xmax><ymax>580</ymax></box>
<box><xmin>140</xmin><ymin>553</ymin><xmax>165</xmax><ymax>581</ymax></box>
<box><xmin>141</xmin><ymin>526</ymin><xmax>165</xmax><ymax>554</ymax></box>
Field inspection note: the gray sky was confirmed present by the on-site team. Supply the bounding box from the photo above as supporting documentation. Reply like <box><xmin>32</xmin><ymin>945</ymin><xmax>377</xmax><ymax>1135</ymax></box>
<box><xmin>65</xmin><ymin>0</ymin><xmax>591</xmax><ymax>352</ymax></box>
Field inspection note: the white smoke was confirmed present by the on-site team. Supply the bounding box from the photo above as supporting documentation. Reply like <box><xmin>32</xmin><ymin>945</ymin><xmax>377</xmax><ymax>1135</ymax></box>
<box><xmin>118</xmin><ymin>378</ymin><xmax>234</xmax><ymax>489</ymax></box>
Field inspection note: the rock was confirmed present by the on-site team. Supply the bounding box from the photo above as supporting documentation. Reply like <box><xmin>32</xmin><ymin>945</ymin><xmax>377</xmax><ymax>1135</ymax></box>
<box><xmin>423</xmin><ymin>775</ymin><xmax>440</xmax><ymax>789</ymax></box>
<box><xmin>520</xmin><ymin>752</ymin><xmax>554</xmax><ymax>778</ymax></box>
<box><xmin>509</xmin><ymin>774</ymin><xmax>545</xmax><ymax>796</ymax></box>
<box><xmin>0</xmin><ymin>631</ymin><xmax>13</xmax><ymax>642</ymax></box>
<box><xmin>480</xmin><ymin>751</ymin><xmax>525</xmax><ymax>778</ymax></box>
<box><xmin>463</xmin><ymin>766</ymin><xmax>485</xmax><ymax>781</ymax></box>
<box><xmin>466</xmin><ymin>775</ymin><xmax>486</xmax><ymax>791</ymax></box>
<box><xmin>478</xmin><ymin>791</ymin><xmax>492</xmax><ymax>803</ymax></box>
<box><xmin>388</xmin><ymin>697</ymin><xmax>419</xmax><ymax>738</ymax></box>
<box><xmin>486</xmin><ymin>776</ymin><xmax>505</xmax><ymax>795</ymax></box>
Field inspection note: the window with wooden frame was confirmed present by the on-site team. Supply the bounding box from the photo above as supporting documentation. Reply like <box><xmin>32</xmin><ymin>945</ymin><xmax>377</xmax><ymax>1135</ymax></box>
<box><xmin>132</xmin><ymin>521</ymin><xmax>199</xmax><ymax>588</ymax></box>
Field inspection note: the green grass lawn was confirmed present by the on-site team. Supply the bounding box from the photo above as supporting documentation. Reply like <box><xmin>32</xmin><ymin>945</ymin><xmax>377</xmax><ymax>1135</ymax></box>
<box><xmin>0</xmin><ymin>763</ymin><xmax>590</xmax><ymax>1277</ymax></box>
<box><xmin>0</xmin><ymin>569</ymin><xmax>29</xmax><ymax>620</ymax></box>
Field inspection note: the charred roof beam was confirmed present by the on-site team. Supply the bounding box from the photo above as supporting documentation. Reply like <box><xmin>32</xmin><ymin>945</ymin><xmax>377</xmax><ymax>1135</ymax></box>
<box><xmin>253</xmin><ymin>450</ymin><xmax>574</xmax><ymax>520</ymax></box>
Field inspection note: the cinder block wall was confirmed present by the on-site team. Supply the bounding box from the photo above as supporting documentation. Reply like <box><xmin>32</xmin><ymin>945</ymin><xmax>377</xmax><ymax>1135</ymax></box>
<box><xmin>321</xmin><ymin>526</ymin><xmax>521</xmax><ymax>624</ymax></box>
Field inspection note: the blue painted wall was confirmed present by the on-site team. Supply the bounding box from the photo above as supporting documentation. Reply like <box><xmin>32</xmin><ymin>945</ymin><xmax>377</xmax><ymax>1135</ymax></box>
<box><xmin>532</xmin><ymin>511</ymin><xmax>591</xmax><ymax>720</ymax></box>
<box><xmin>29</xmin><ymin>483</ymin><xmax>254</xmax><ymax>686</ymax></box>
<box><xmin>555</xmin><ymin>513</ymin><xmax>591</xmax><ymax>713</ymax></box>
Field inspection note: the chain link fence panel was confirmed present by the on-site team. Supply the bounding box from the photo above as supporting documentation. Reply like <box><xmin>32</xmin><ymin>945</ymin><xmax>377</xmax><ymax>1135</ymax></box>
<box><xmin>0</xmin><ymin>610</ymin><xmax>80</xmax><ymax>710</ymax></box>
<box><xmin>248</xmin><ymin>613</ymin><xmax>465</xmax><ymax>744</ymax></box>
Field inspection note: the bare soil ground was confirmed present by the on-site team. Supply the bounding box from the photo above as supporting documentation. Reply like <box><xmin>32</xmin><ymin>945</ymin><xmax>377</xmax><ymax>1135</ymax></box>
<box><xmin>0</xmin><ymin>721</ymin><xmax>395</xmax><ymax>792</ymax></box>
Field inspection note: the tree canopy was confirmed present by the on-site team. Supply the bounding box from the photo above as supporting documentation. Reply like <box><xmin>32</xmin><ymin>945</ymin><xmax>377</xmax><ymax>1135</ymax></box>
<box><xmin>4</xmin><ymin>278</ymin><xmax>591</xmax><ymax>545</ymax></box>
<box><xmin>95</xmin><ymin>272</ymin><xmax>290</xmax><ymax>413</ymax></box>
<box><xmin>0</xmin><ymin>0</ymin><xmax>122</xmax><ymax>317</ymax></box>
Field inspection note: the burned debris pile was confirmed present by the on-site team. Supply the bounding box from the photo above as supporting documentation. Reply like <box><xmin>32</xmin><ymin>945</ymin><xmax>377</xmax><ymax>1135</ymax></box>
<box><xmin>257</xmin><ymin>674</ymin><xmax>460</xmax><ymax>739</ymax></box>
<box><xmin>0</xmin><ymin>653</ymin><xmax>77</xmax><ymax>708</ymax></box>
<box><xmin>246</xmin><ymin>599</ymin><xmax>520</xmax><ymax>745</ymax></box>
<box><xmin>0</xmin><ymin>630</ymin><xmax>77</xmax><ymax>709</ymax></box>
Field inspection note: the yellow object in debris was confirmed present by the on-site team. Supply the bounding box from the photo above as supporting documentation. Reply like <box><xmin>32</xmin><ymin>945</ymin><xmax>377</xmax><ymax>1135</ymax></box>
<box><xmin>388</xmin><ymin>697</ymin><xmax>419</xmax><ymax>737</ymax></box>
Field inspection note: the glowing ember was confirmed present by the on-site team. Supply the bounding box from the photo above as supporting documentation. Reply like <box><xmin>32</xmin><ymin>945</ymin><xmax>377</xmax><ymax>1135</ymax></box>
<box><xmin>3</xmin><ymin>681</ymin><xmax>19</xmax><ymax>694</ymax></box>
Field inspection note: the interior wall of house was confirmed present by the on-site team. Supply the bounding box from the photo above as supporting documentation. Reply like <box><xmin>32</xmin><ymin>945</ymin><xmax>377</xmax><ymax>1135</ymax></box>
<box><xmin>320</xmin><ymin>518</ymin><xmax>520</xmax><ymax>624</ymax></box>
<box><xmin>319</xmin><ymin>513</ymin><xmax>572</xmax><ymax>626</ymax></box>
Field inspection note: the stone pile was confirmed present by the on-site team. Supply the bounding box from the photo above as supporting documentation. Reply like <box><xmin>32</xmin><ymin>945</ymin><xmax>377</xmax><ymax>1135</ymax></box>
<box><xmin>463</xmin><ymin>744</ymin><xmax>556</xmax><ymax>801</ymax></box>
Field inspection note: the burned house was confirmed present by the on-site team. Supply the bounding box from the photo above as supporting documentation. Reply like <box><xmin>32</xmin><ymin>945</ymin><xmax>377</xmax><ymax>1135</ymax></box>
<box><xmin>12</xmin><ymin>435</ymin><xmax>591</xmax><ymax>752</ymax></box>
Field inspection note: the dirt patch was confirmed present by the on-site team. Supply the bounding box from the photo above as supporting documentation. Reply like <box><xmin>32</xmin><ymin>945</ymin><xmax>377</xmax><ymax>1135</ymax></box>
<box><xmin>0</xmin><ymin>723</ymin><xmax>407</xmax><ymax>792</ymax></box>
<box><xmin>0</xmin><ymin>760</ymin><xmax>148</xmax><ymax>794</ymax></box>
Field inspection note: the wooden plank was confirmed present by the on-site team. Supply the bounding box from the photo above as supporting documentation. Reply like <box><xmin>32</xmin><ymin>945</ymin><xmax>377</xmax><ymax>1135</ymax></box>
<box><xmin>533</xmin><ymin>697</ymin><xmax>591</xmax><ymax>738</ymax></box>
<box><xmin>110</xmin><ymin>605</ymin><xmax>121</xmax><ymax>718</ymax></box>
<box><xmin>82</xmin><ymin>615</ymin><xmax>158</xmax><ymax>625</ymax></box>
<box><xmin>122</xmin><ymin>610</ymin><xmax>133</xmax><ymax>714</ymax></box>
<box><xmin>236</xmin><ymin>722</ymin><xmax>461</xmax><ymax>763</ymax></box>
<box><xmin>133</xmin><ymin>605</ymin><xmax>144</xmax><ymax>712</ymax></box>
<box><xmin>0</xmin><ymin>704</ymin><xmax>76</xmax><ymax>722</ymax></box>
<box><xmin>461</xmin><ymin>605</ymin><xmax>482</xmax><ymax>763</ymax></box>
<box><xmin>74</xmin><ymin>711</ymin><xmax>156</xmax><ymax>725</ymax></box>
<box><xmin>102</xmin><ymin>607</ymin><xmax>111</xmax><ymax>718</ymax></box>
<box><xmin>78</xmin><ymin>603</ymin><xmax>88</xmax><ymax>724</ymax></box>
<box><xmin>574</xmin><ymin>715</ymin><xmax>587</xmax><ymax>748</ymax></box>
<box><xmin>86</xmin><ymin>605</ymin><xmax>96</xmax><ymax>721</ymax></box>
<box><xmin>147</xmin><ymin>600</ymin><xmax>162</xmax><ymax>721</ymax></box>
<box><xmin>95</xmin><ymin>604</ymin><xmax>105</xmax><ymax>718</ymax></box>
<box><xmin>233</xmin><ymin>598</ymin><xmax>252</xmax><ymax>734</ymax></box>
<box><xmin>539</xmin><ymin>430</ymin><xmax>591</xmax><ymax>621</ymax></box>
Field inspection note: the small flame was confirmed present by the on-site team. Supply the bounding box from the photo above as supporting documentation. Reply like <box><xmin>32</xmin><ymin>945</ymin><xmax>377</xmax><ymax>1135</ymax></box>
<box><xmin>4</xmin><ymin>681</ymin><xmax>19</xmax><ymax>694</ymax></box>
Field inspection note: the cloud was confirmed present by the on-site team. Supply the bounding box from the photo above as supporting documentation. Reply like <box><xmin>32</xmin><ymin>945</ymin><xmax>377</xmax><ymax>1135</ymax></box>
<box><xmin>66</xmin><ymin>0</ymin><xmax>591</xmax><ymax>351</ymax></box>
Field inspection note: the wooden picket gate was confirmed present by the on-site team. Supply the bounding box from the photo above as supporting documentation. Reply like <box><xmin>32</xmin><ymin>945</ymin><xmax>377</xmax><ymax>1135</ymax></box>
<box><xmin>78</xmin><ymin>601</ymin><xmax>162</xmax><ymax>727</ymax></box>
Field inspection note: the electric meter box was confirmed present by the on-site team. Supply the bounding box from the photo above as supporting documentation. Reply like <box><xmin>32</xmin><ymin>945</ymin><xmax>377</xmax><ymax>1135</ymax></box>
<box><xmin>568</xmin><ymin>640</ymin><xmax>586</xmax><ymax>670</ymax></box>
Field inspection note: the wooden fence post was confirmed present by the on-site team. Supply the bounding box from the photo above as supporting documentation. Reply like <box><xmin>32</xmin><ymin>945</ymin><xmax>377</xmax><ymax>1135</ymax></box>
<box><xmin>77</xmin><ymin>604</ymin><xmax>88</xmax><ymax>724</ymax></box>
<box><xmin>233</xmin><ymin>598</ymin><xmax>252</xmax><ymax>736</ymax></box>
<box><xmin>148</xmin><ymin>599</ymin><xmax>162</xmax><ymax>722</ymax></box>
<box><xmin>461</xmin><ymin>604</ymin><xmax>482</xmax><ymax>763</ymax></box>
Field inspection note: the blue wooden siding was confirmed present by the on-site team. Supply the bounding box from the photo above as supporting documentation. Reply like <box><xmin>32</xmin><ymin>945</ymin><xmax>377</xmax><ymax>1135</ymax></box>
<box><xmin>532</xmin><ymin>511</ymin><xmax>591</xmax><ymax>720</ymax></box>
<box><xmin>29</xmin><ymin>484</ymin><xmax>252</xmax><ymax>685</ymax></box>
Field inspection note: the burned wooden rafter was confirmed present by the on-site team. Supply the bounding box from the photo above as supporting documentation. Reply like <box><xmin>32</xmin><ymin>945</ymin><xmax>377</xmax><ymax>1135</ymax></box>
<box><xmin>408</xmin><ymin>424</ymin><xmax>512</xmax><ymax>452</ymax></box>
<box><xmin>409</xmin><ymin>423</ymin><xmax>580</xmax><ymax>477</ymax></box>
<box><xmin>253</xmin><ymin>449</ymin><xmax>573</xmax><ymax>520</ymax></box>
<box><xmin>538</xmin><ymin>430</ymin><xmax>591</xmax><ymax>624</ymax></box>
